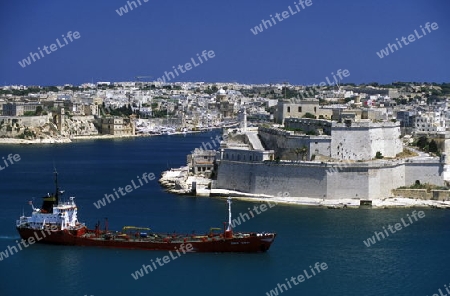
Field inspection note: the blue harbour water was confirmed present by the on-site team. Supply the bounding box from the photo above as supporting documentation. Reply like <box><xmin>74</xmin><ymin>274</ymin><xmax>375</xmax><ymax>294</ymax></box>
<box><xmin>0</xmin><ymin>131</ymin><xmax>450</xmax><ymax>296</ymax></box>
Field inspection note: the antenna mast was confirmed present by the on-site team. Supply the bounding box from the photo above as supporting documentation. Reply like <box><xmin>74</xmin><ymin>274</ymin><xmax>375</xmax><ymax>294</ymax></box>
<box><xmin>227</xmin><ymin>197</ymin><xmax>232</xmax><ymax>231</ymax></box>
<box><xmin>54</xmin><ymin>167</ymin><xmax>59</xmax><ymax>205</ymax></box>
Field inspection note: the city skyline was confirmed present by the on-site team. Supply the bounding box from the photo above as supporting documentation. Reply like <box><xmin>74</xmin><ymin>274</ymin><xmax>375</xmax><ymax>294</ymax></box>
<box><xmin>1</xmin><ymin>0</ymin><xmax>449</xmax><ymax>86</ymax></box>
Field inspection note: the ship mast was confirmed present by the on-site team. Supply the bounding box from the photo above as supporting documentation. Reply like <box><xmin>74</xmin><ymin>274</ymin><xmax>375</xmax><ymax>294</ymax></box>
<box><xmin>227</xmin><ymin>197</ymin><xmax>232</xmax><ymax>231</ymax></box>
<box><xmin>54</xmin><ymin>168</ymin><xmax>59</xmax><ymax>205</ymax></box>
<box><xmin>223</xmin><ymin>197</ymin><xmax>233</xmax><ymax>239</ymax></box>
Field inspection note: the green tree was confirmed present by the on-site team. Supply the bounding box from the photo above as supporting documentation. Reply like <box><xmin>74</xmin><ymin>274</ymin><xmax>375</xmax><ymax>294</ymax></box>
<box><xmin>292</xmin><ymin>145</ymin><xmax>308</xmax><ymax>161</ymax></box>
<box><xmin>375</xmin><ymin>151</ymin><xmax>383</xmax><ymax>159</ymax></box>
<box><xmin>416</xmin><ymin>136</ymin><xmax>429</xmax><ymax>150</ymax></box>
<box><xmin>303</xmin><ymin>112</ymin><xmax>316</xmax><ymax>119</ymax></box>
<box><xmin>35</xmin><ymin>106</ymin><xmax>43</xmax><ymax>116</ymax></box>
<box><xmin>429</xmin><ymin>140</ymin><xmax>438</xmax><ymax>153</ymax></box>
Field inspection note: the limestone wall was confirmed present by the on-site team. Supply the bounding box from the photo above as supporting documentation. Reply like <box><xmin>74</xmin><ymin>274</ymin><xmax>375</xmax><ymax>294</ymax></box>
<box><xmin>215</xmin><ymin>159</ymin><xmax>444</xmax><ymax>200</ymax></box>
<box><xmin>0</xmin><ymin>115</ymin><xmax>51</xmax><ymax>127</ymax></box>
<box><xmin>404</xmin><ymin>161</ymin><xmax>444</xmax><ymax>186</ymax></box>
<box><xmin>252</xmin><ymin>162</ymin><xmax>327</xmax><ymax>197</ymax></box>
<box><xmin>392</xmin><ymin>189</ymin><xmax>430</xmax><ymax>200</ymax></box>
<box><xmin>432</xmin><ymin>190</ymin><xmax>450</xmax><ymax>201</ymax></box>
<box><xmin>369</xmin><ymin>164</ymin><xmax>405</xmax><ymax>199</ymax></box>
<box><xmin>326</xmin><ymin>165</ymin><xmax>369</xmax><ymax>199</ymax></box>
<box><xmin>215</xmin><ymin>161</ymin><xmax>255</xmax><ymax>193</ymax></box>
<box><xmin>258</xmin><ymin>127</ymin><xmax>331</xmax><ymax>160</ymax></box>
<box><xmin>284</xmin><ymin>118</ymin><xmax>332</xmax><ymax>135</ymax></box>
<box><xmin>331</xmin><ymin>121</ymin><xmax>402</xmax><ymax>160</ymax></box>
<box><xmin>391</xmin><ymin>189</ymin><xmax>450</xmax><ymax>200</ymax></box>
<box><xmin>215</xmin><ymin>160</ymin><xmax>327</xmax><ymax>197</ymax></box>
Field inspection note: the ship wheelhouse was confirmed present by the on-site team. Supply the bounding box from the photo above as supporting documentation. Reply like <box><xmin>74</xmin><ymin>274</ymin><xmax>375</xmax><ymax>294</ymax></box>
<box><xmin>16</xmin><ymin>170</ymin><xmax>84</xmax><ymax>231</ymax></box>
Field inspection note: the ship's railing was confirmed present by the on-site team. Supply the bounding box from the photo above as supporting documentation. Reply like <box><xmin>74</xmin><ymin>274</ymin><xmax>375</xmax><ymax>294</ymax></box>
<box><xmin>55</xmin><ymin>199</ymin><xmax>77</xmax><ymax>208</ymax></box>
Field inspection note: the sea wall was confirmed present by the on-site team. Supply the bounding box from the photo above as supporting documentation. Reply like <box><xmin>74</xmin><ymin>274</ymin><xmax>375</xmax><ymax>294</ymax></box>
<box><xmin>215</xmin><ymin>159</ymin><xmax>444</xmax><ymax>200</ymax></box>
<box><xmin>215</xmin><ymin>160</ymin><xmax>327</xmax><ymax>197</ymax></box>
<box><xmin>391</xmin><ymin>189</ymin><xmax>450</xmax><ymax>201</ymax></box>
<box><xmin>404</xmin><ymin>161</ymin><xmax>445</xmax><ymax>186</ymax></box>
<box><xmin>391</xmin><ymin>189</ymin><xmax>430</xmax><ymax>200</ymax></box>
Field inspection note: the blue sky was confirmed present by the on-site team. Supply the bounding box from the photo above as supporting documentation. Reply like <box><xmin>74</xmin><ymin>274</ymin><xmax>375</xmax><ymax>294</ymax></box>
<box><xmin>1</xmin><ymin>0</ymin><xmax>449</xmax><ymax>86</ymax></box>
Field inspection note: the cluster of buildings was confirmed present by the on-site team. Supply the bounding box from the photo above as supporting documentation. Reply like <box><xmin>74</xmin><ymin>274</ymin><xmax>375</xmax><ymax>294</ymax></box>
<box><xmin>177</xmin><ymin>82</ymin><xmax>450</xmax><ymax>201</ymax></box>
<box><xmin>3</xmin><ymin>80</ymin><xmax>450</xmax><ymax>200</ymax></box>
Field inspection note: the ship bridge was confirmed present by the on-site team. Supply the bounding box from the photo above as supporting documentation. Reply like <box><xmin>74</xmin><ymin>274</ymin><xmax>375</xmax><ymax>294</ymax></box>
<box><xmin>17</xmin><ymin>197</ymin><xmax>80</xmax><ymax>230</ymax></box>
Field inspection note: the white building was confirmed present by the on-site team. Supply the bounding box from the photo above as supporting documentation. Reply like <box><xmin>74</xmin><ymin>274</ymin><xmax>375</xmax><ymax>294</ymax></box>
<box><xmin>415</xmin><ymin>111</ymin><xmax>446</xmax><ymax>133</ymax></box>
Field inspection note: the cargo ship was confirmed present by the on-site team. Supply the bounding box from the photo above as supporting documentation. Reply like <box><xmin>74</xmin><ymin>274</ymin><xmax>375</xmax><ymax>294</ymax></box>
<box><xmin>16</xmin><ymin>171</ymin><xmax>276</xmax><ymax>252</ymax></box>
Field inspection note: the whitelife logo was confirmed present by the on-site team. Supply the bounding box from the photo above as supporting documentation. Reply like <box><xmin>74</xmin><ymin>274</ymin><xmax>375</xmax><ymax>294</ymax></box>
<box><xmin>376</xmin><ymin>22</ymin><xmax>439</xmax><ymax>59</ymax></box>
<box><xmin>229</xmin><ymin>200</ymin><xmax>277</xmax><ymax>228</ymax></box>
<box><xmin>115</xmin><ymin>0</ymin><xmax>149</xmax><ymax>16</ymax></box>
<box><xmin>130</xmin><ymin>243</ymin><xmax>193</xmax><ymax>280</ymax></box>
<box><xmin>18</xmin><ymin>31</ymin><xmax>81</xmax><ymax>68</ymax></box>
<box><xmin>363</xmin><ymin>210</ymin><xmax>425</xmax><ymax>247</ymax></box>
<box><xmin>0</xmin><ymin>153</ymin><xmax>21</xmax><ymax>171</ymax></box>
<box><xmin>289</xmin><ymin>69</ymin><xmax>350</xmax><ymax>103</ymax></box>
<box><xmin>156</xmin><ymin>50</ymin><xmax>215</xmax><ymax>84</ymax></box>
<box><xmin>0</xmin><ymin>225</ymin><xmax>58</xmax><ymax>262</ymax></box>
<box><xmin>265</xmin><ymin>262</ymin><xmax>328</xmax><ymax>295</ymax></box>
<box><xmin>250</xmin><ymin>0</ymin><xmax>313</xmax><ymax>35</ymax></box>
<box><xmin>93</xmin><ymin>172</ymin><xmax>155</xmax><ymax>209</ymax></box>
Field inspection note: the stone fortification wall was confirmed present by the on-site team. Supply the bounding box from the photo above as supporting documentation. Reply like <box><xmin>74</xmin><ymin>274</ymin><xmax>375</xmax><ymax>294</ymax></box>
<box><xmin>325</xmin><ymin>161</ymin><xmax>407</xmax><ymax>199</ymax></box>
<box><xmin>258</xmin><ymin>127</ymin><xmax>331</xmax><ymax>161</ymax></box>
<box><xmin>0</xmin><ymin>115</ymin><xmax>51</xmax><ymax>127</ymax></box>
<box><xmin>391</xmin><ymin>189</ymin><xmax>430</xmax><ymax>200</ymax></box>
<box><xmin>404</xmin><ymin>161</ymin><xmax>445</xmax><ymax>186</ymax></box>
<box><xmin>432</xmin><ymin>190</ymin><xmax>450</xmax><ymax>201</ymax></box>
<box><xmin>331</xmin><ymin>121</ymin><xmax>402</xmax><ymax>160</ymax></box>
<box><xmin>252</xmin><ymin>162</ymin><xmax>327</xmax><ymax>197</ymax></box>
<box><xmin>220</xmin><ymin>148</ymin><xmax>273</xmax><ymax>162</ymax></box>
<box><xmin>215</xmin><ymin>160</ymin><xmax>328</xmax><ymax>197</ymax></box>
<box><xmin>0</xmin><ymin>115</ymin><xmax>56</xmax><ymax>139</ymax></box>
<box><xmin>215</xmin><ymin>159</ymin><xmax>444</xmax><ymax>200</ymax></box>
<box><xmin>215</xmin><ymin>161</ymin><xmax>255</xmax><ymax>193</ymax></box>
<box><xmin>392</xmin><ymin>189</ymin><xmax>450</xmax><ymax>200</ymax></box>
<box><xmin>284</xmin><ymin>118</ymin><xmax>332</xmax><ymax>135</ymax></box>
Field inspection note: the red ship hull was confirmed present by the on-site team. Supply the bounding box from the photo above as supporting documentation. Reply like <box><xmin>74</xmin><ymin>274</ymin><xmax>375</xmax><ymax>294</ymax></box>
<box><xmin>17</xmin><ymin>227</ymin><xmax>276</xmax><ymax>253</ymax></box>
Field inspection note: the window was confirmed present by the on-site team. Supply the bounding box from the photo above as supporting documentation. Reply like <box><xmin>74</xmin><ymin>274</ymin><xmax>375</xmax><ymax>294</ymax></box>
<box><xmin>314</xmin><ymin>107</ymin><xmax>317</xmax><ymax>112</ymax></box>
<box><xmin>287</xmin><ymin>107</ymin><xmax>291</xmax><ymax>113</ymax></box>
<box><xmin>298</xmin><ymin>106</ymin><xmax>302</xmax><ymax>112</ymax></box>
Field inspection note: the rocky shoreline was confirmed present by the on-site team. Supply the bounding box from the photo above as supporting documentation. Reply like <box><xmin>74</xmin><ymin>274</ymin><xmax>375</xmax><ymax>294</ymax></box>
<box><xmin>0</xmin><ymin>137</ymin><xmax>72</xmax><ymax>144</ymax></box>
<box><xmin>0</xmin><ymin>129</ymin><xmax>212</xmax><ymax>145</ymax></box>
<box><xmin>0</xmin><ymin>133</ymin><xmax>148</xmax><ymax>144</ymax></box>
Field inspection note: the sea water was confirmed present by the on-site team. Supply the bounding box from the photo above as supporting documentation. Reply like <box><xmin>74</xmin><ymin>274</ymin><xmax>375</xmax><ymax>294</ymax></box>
<box><xmin>0</xmin><ymin>132</ymin><xmax>449</xmax><ymax>296</ymax></box>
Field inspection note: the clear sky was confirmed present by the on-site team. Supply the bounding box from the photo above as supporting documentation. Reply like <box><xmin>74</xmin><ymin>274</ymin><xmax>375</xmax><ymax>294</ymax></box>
<box><xmin>1</xmin><ymin>0</ymin><xmax>449</xmax><ymax>86</ymax></box>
